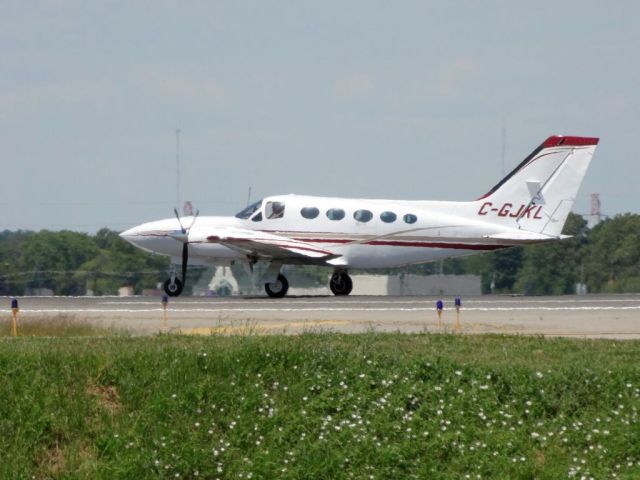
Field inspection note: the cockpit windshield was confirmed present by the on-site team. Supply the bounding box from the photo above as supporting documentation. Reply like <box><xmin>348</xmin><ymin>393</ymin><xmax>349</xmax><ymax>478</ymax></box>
<box><xmin>235</xmin><ymin>199</ymin><xmax>263</xmax><ymax>219</ymax></box>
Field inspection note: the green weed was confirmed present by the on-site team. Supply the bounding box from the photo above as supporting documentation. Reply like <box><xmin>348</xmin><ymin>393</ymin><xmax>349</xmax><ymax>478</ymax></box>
<box><xmin>0</xmin><ymin>314</ymin><xmax>117</xmax><ymax>337</ymax></box>
<box><xmin>0</xmin><ymin>333</ymin><xmax>639</xmax><ymax>478</ymax></box>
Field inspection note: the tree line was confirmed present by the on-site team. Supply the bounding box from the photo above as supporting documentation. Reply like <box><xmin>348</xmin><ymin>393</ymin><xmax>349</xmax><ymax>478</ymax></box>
<box><xmin>393</xmin><ymin>212</ymin><xmax>640</xmax><ymax>295</ymax></box>
<box><xmin>0</xmin><ymin>228</ymin><xmax>169</xmax><ymax>296</ymax></box>
<box><xmin>1</xmin><ymin>213</ymin><xmax>639</xmax><ymax>296</ymax></box>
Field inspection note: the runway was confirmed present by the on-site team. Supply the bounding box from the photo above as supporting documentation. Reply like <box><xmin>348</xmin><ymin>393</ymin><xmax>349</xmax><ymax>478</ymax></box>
<box><xmin>3</xmin><ymin>294</ymin><xmax>640</xmax><ymax>338</ymax></box>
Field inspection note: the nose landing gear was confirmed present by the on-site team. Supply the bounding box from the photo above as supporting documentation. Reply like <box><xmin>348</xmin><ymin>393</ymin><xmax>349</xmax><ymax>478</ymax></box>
<box><xmin>163</xmin><ymin>265</ymin><xmax>184</xmax><ymax>297</ymax></box>
<box><xmin>164</xmin><ymin>277</ymin><xmax>184</xmax><ymax>296</ymax></box>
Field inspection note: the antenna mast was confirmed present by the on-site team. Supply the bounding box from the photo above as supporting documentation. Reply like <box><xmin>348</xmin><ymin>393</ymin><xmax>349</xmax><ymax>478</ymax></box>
<box><xmin>501</xmin><ymin>119</ymin><xmax>506</xmax><ymax>176</ymax></box>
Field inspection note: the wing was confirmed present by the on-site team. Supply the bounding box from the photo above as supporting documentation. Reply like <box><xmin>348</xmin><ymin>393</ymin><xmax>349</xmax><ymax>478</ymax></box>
<box><xmin>206</xmin><ymin>228</ymin><xmax>342</xmax><ymax>263</ymax></box>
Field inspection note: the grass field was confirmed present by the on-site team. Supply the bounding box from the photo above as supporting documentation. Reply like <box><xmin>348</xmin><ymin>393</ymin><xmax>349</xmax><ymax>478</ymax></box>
<box><xmin>0</xmin><ymin>314</ymin><xmax>116</xmax><ymax>337</ymax></box>
<box><xmin>1</xmin><ymin>332</ymin><xmax>639</xmax><ymax>479</ymax></box>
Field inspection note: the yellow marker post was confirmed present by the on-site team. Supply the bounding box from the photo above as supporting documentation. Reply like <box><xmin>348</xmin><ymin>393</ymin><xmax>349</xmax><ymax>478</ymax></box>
<box><xmin>454</xmin><ymin>296</ymin><xmax>462</xmax><ymax>333</ymax></box>
<box><xmin>11</xmin><ymin>298</ymin><xmax>19</xmax><ymax>337</ymax></box>
<box><xmin>436</xmin><ymin>300</ymin><xmax>443</xmax><ymax>329</ymax></box>
<box><xmin>161</xmin><ymin>295</ymin><xmax>168</xmax><ymax>332</ymax></box>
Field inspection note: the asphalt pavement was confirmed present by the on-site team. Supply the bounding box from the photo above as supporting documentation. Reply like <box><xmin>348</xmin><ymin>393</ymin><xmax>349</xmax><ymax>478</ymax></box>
<box><xmin>3</xmin><ymin>294</ymin><xmax>640</xmax><ymax>338</ymax></box>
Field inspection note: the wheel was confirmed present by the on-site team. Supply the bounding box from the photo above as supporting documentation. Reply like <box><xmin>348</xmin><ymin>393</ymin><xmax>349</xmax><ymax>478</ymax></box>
<box><xmin>265</xmin><ymin>274</ymin><xmax>289</xmax><ymax>298</ymax></box>
<box><xmin>164</xmin><ymin>278</ymin><xmax>184</xmax><ymax>297</ymax></box>
<box><xmin>330</xmin><ymin>272</ymin><xmax>353</xmax><ymax>296</ymax></box>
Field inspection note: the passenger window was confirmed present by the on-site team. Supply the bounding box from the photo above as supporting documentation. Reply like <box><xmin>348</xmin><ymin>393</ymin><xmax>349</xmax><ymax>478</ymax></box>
<box><xmin>251</xmin><ymin>212</ymin><xmax>263</xmax><ymax>222</ymax></box>
<box><xmin>326</xmin><ymin>208</ymin><xmax>345</xmax><ymax>221</ymax></box>
<box><xmin>353</xmin><ymin>209</ymin><xmax>373</xmax><ymax>223</ymax></box>
<box><xmin>265</xmin><ymin>201</ymin><xmax>285</xmax><ymax>219</ymax></box>
<box><xmin>403</xmin><ymin>213</ymin><xmax>417</xmax><ymax>224</ymax></box>
<box><xmin>301</xmin><ymin>207</ymin><xmax>319</xmax><ymax>219</ymax></box>
<box><xmin>380</xmin><ymin>211</ymin><xmax>397</xmax><ymax>223</ymax></box>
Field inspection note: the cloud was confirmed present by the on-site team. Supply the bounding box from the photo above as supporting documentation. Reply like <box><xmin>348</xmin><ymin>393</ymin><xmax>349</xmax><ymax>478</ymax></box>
<box><xmin>333</xmin><ymin>73</ymin><xmax>376</xmax><ymax>98</ymax></box>
<box><xmin>132</xmin><ymin>66</ymin><xmax>232</xmax><ymax>109</ymax></box>
<box><xmin>434</xmin><ymin>56</ymin><xmax>481</xmax><ymax>98</ymax></box>
<box><xmin>0</xmin><ymin>79</ymin><xmax>117</xmax><ymax>117</ymax></box>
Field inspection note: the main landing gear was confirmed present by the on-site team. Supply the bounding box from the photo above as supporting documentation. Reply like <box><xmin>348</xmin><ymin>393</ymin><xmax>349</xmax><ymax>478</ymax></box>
<box><xmin>264</xmin><ymin>273</ymin><xmax>289</xmax><ymax>298</ymax></box>
<box><xmin>329</xmin><ymin>271</ymin><xmax>353</xmax><ymax>296</ymax></box>
<box><xmin>263</xmin><ymin>268</ymin><xmax>353</xmax><ymax>298</ymax></box>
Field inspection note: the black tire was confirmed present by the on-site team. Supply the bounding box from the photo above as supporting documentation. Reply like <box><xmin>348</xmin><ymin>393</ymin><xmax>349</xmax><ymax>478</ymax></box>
<box><xmin>330</xmin><ymin>272</ymin><xmax>353</xmax><ymax>296</ymax></box>
<box><xmin>265</xmin><ymin>274</ymin><xmax>289</xmax><ymax>298</ymax></box>
<box><xmin>164</xmin><ymin>278</ymin><xmax>184</xmax><ymax>297</ymax></box>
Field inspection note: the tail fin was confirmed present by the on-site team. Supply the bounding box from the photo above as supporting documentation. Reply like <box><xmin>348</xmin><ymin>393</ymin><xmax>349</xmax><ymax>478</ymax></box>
<box><xmin>474</xmin><ymin>135</ymin><xmax>599</xmax><ymax>236</ymax></box>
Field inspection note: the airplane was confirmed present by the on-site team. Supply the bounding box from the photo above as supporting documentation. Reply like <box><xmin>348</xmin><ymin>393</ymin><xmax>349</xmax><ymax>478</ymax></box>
<box><xmin>120</xmin><ymin>135</ymin><xmax>599</xmax><ymax>298</ymax></box>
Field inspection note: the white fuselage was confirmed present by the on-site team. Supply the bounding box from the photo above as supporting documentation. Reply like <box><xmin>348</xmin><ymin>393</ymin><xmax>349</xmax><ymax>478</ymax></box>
<box><xmin>121</xmin><ymin>194</ymin><xmax>537</xmax><ymax>270</ymax></box>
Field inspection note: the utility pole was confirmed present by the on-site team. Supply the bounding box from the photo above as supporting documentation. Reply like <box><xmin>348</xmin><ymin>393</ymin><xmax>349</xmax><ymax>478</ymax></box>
<box><xmin>176</xmin><ymin>128</ymin><xmax>181</xmax><ymax>209</ymax></box>
<box><xmin>590</xmin><ymin>193</ymin><xmax>601</xmax><ymax>224</ymax></box>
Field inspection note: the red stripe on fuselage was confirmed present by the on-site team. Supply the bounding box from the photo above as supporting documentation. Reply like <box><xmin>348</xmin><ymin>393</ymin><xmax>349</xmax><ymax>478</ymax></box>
<box><xmin>292</xmin><ymin>237</ymin><xmax>507</xmax><ymax>250</ymax></box>
<box><xmin>366</xmin><ymin>240</ymin><xmax>505</xmax><ymax>250</ymax></box>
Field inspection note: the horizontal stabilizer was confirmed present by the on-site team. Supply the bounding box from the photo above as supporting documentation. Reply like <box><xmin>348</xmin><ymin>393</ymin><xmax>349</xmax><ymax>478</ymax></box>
<box><xmin>485</xmin><ymin>232</ymin><xmax>559</xmax><ymax>241</ymax></box>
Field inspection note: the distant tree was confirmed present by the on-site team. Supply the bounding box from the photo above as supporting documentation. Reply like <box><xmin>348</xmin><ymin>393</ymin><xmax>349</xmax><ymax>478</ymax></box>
<box><xmin>78</xmin><ymin>229</ymin><xmax>169</xmax><ymax>295</ymax></box>
<box><xmin>514</xmin><ymin>213</ymin><xmax>588</xmax><ymax>295</ymax></box>
<box><xmin>583</xmin><ymin>214</ymin><xmax>640</xmax><ymax>292</ymax></box>
<box><xmin>0</xmin><ymin>230</ymin><xmax>35</xmax><ymax>295</ymax></box>
<box><xmin>0</xmin><ymin>228</ymin><xmax>170</xmax><ymax>296</ymax></box>
<box><xmin>19</xmin><ymin>230</ymin><xmax>99</xmax><ymax>295</ymax></box>
<box><xmin>491</xmin><ymin>248</ymin><xmax>524</xmax><ymax>293</ymax></box>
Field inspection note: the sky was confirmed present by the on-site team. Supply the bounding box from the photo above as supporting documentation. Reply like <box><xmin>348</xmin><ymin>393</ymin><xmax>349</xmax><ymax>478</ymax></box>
<box><xmin>1</xmin><ymin>1</ymin><xmax>638</xmax><ymax>233</ymax></box>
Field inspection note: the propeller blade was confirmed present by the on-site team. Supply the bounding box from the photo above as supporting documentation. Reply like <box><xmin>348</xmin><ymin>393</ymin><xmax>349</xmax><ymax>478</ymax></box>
<box><xmin>174</xmin><ymin>208</ymin><xmax>186</xmax><ymax>234</ymax></box>
<box><xmin>187</xmin><ymin>210</ymin><xmax>200</xmax><ymax>231</ymax></box>
<box><xmin>181</xmin><ymin>242</ymin><xmax>188</xmax><ymax>286</ymax></box>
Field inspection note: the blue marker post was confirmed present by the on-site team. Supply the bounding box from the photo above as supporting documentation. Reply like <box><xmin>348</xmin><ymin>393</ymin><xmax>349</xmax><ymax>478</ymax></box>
<box><xmin>11</xmin><ymin>298</ymin><xmax>19</xmax><ymax>337</ymax></box>
<box><xmin>161</xmin><ymin>295</ymin><xmax>169</xmax><ymax>332</ymax></box>
<box><xmin>454</xmin><ymin>296</ymin><xmax>462</xmax><ymax>333</ymax></box>
<box><xmin>436</xmin><ymin>300</ymin><xmax>444</xmax><ymax>329</ymax></box>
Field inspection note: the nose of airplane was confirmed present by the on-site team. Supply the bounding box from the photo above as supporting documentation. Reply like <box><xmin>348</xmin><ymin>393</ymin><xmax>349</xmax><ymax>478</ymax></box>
<box><xmin>119</xmin><ymin>225</ymin><xmax>143</xmax><ymax>245</ymax></box>
<box><xmin>119</xmin><ymin>220</ymin><xmax>181</xmax><ymax>256</ymax></box>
